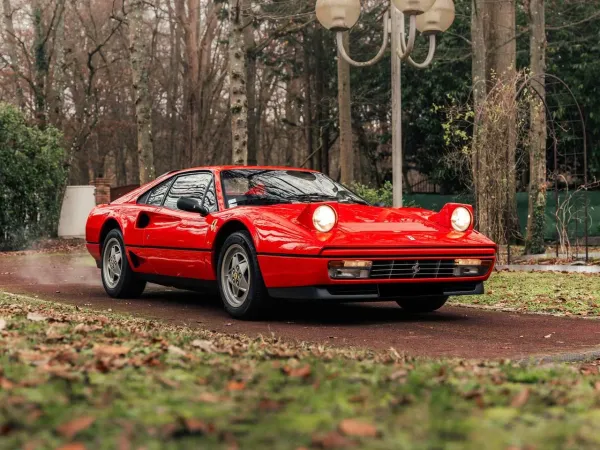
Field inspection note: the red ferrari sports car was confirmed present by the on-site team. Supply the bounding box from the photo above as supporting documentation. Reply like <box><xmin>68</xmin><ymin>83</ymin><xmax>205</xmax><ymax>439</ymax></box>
<box><xmin>86</xmin><ymin>166</ymin><xmax>497</xmax><ymax>319</ymax></box>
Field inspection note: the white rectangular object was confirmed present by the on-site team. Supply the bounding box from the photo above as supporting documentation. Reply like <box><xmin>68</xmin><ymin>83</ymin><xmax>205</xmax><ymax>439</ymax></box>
<box><xmin>58</xmin><ymin>186</ymin><xmax>97</xmax><ymax>238</ymax></box>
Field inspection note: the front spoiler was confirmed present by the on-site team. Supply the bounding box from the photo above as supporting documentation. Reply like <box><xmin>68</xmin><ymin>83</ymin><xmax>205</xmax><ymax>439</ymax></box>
<box><xmin>268</xmin><ymin>282</ymin><xmax>484</xmax><ymax>302</ymax></box>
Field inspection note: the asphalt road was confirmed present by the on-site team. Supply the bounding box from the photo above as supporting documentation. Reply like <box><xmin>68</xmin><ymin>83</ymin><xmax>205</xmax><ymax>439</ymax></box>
<box><xmin>1</xmin><ymin>253</ymin><xmax>599</xmax><ymax>360</ymax></box>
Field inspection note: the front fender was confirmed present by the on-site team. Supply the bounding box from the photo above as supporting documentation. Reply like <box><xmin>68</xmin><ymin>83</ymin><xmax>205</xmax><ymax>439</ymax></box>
<box><xmin>207</xmin><ymin>209</ymin><xmax>324</xmax><ymax>256</ymax></box>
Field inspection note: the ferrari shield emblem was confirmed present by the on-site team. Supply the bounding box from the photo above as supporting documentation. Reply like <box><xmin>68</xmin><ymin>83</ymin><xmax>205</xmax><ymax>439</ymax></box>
<box><xmin>210</xmin><ymin>220</ymin><xmax>218</xmax><ymax>232</ymax></box>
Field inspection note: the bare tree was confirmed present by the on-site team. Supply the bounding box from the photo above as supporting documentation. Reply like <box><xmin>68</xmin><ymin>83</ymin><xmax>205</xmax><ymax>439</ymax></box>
<box><xmin>1</xmin><ymin>0</ymin><xmax>25</xmax><ymax>108</ymax></box>
<box><xmin>128</xmin><ymin>0</ymin><xmax>155</xmax><ymax>183</ymax></box>
<box><xmin>525</xmin><ymin>0</ymin><xmax>548</xmax><ymax>254</ymax></box>
<box><xmin>228</xmin><ymin>0</ymin><xmax>248</xmax><ymax>165</ymax></box>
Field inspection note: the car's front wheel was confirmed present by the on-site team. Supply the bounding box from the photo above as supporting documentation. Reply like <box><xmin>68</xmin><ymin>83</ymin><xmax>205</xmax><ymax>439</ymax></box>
<box><xmin>217</xmin><ymin>231</ymin><xmax>270</xmax><ymax>319</ymax></box>
<box><xmin>101</xmin><ymin>229</ymin><xmax>146</xmax><ymax>299</ymax></box>
<box><xmin>396</xmin><ymin>296</ymin><xmax>449</xmax><ymax>313</ymax></box>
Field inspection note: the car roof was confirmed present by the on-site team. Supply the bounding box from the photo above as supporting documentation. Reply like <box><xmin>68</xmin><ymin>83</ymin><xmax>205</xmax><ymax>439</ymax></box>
<box><xmin>172</xmin><ymin>166</ymin><xmax>319</xmax><ymax>174</ymax></box>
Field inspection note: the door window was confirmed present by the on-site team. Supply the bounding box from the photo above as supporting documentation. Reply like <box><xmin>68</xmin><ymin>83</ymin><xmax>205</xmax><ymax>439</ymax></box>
<box><xmin>163</xmin><ymin>173</ymin><xmax>215</xmax><ymax>211</ymax></box>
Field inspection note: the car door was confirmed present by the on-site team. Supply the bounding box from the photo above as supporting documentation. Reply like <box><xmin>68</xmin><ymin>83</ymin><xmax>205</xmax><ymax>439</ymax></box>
<box><xmin>142</xmin><ymin>172</ymin><xmax>217</xmax><ymax>280</ymax></box>
<box><xmin>123</xmin><ymin>177</ymin><xmax>176</xmax><ymax>275</ymax></box>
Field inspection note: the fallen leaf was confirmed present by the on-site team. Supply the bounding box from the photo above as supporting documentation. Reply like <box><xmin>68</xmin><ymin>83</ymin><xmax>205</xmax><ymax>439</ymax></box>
<box><xmin>312</xmin><ymin>431</ymin><xmax>354</xmax><ymax>449</ymax></box>
<box><xmin>338</xmin><ymin>419</ymin><xmax>378</xmax><ymax>438</ymax></box>
<box><xmin>168</xmin><ymin>345</ymin><xmax>187</xmax><ymax>357</ymax></box>
<box><xmin>183</xmin><ymin>418</ymin><xmax>210</xmax><ymax>434</ymax></box>
<box><xmin>0</xmin><ymin>377</ymin><xmax>15</xmax><ymax>390</ymax></box>
<box><xmin>93</xmin><ymin>345</ymin><xmax>130</xmax><ymax>357</ymax></box>
<box><xmin>0</xmin><ymin>318</ymin><xmax>6</xmax><ymax>330</ymax></box>
<box><xmin>511</xmin><ymin>388</ymin><xmax>530</xmax><ymax>408</ymax></box>
<box><xmin>196</xmin><ymin>392</ymin><xmax>222</xmax><ymax>403</ymax></box>
<box><xmin>191</xmin><ymin>339</ymin><xmax>215</xmax><ymax>352</ymax></box>
<box><xmin>227</xmin><ymin>381</ymin><xmax>246</xmax><ymax>391</ymax></box>
<box><xmin>389</xmin><ymin>369</ymin><xmax>408</xmax><ymax>381</ymax></box>
<box><xmin>57</xmin><ymin>444</ymin><xmax>86</xmax><ymax>450</ymax></box>
<box><xmin>27</xmin><ymin>312</ymin><xmax>47</xmax><ymax>322</ymax></box>
<box><xmin>258</xmin><ymin>398</ymin><xmax>283</xmax><ymax>412</ymax></box>
<box><xmin>580</xmin><ymin>365</ymin><xmax>599</xmax><ymax>376</ymax></box>
<box><xmin>57</xmin><ymin>416</ymin><xmax>96</xmax><ymax>439</ymax></box>
<box><xmin>283</xmin><ymin>365</ymin><xmax>312</xmax><ymax>379</ymax></box>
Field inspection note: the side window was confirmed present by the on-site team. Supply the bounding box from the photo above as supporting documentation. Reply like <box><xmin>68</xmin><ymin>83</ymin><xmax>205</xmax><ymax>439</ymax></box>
<box><xmin>163</xmin><ymin>173</ymin><xmax>213</xmax><ymax>211</ymax></box>
<box><xmin>139</xmin><ymin>179</ymin><xmax>172</xmax><ymax>206</ymax></box>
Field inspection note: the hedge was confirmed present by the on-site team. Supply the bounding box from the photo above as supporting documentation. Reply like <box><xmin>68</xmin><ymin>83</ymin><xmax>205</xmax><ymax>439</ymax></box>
<box><xmin>0</xmin><ymin>104</ymin><xmax>67</xmax><ymax>250</ymax></box>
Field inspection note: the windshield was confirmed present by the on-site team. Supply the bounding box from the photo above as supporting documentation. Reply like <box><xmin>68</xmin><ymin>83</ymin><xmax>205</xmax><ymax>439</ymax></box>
<box><xmin>221</xmin><ymin>169</ymin><xmax>368</xmax><ymax>208</ymax></box>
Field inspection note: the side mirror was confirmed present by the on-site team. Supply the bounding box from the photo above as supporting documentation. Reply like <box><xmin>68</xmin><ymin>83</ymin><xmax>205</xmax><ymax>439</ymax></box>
<box><xmin>177</xmin><ymin>197</ymin><xmax>210</xmax><ymax>217</ymax></box>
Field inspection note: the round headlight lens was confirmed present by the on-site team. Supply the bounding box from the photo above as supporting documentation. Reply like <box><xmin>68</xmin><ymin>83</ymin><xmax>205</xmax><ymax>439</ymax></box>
<box><xmin>451</xmin><ymin>207</ymin><xmax>472</xmax><ymax>232</ymax></box>
<box><xmin>313</xmin><ymin>205</ymin><xmax>337</xmax><ymax>233</ymax></box>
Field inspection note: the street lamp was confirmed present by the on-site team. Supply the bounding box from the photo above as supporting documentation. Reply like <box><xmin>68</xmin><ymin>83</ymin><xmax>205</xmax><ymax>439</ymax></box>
<box><xmin>315</xmin><ymin>0</ymin><xmax>455</xmax><ymax>207</ymax></box>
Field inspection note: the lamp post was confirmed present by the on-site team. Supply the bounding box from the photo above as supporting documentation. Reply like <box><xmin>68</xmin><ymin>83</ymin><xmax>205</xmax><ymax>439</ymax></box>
<box><xmin>315</xmin><ymin>0</ymin><xmax>455</xmax><ymax>207</ymax></box>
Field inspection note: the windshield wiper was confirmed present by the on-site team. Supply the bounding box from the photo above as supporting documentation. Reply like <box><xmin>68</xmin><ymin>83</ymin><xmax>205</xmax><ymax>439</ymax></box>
<box><xmin>288</xmin><ymin>193</ymin><xmax>368</xmax><ymax>205</ymax></box>
<box><xmin>243</xmin><ymin>196</ymin><xmax>292</xmax><ymax>206</ymax></box>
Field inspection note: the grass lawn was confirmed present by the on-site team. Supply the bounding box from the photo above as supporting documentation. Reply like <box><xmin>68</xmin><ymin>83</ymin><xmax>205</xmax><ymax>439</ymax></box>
<box><xmin>451</xmin><ymin>271</ymin><xmax>600</xmax><ymax>317</ymax></box>
<box><xmin>1</xmin><ymin>293</ymin><xmax>600</xmax><ymax>449</ymax></box>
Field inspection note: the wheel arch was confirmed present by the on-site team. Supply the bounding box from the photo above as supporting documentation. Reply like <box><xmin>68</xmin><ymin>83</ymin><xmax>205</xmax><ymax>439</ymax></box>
<box><xmin>211</xmin><ymin>220</ymin><xmax>253</xmax><ymax>276</ymax></box>
<box><xmin>99</xmin><ymin>218</ymin><xmax>122</xmax><ymax>250</ymax></box>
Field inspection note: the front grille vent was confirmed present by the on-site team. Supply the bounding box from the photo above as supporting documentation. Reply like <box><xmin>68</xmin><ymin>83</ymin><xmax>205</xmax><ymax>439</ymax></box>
<box><xmin>370</xmin><ymin>260</ymin><xmax>456</xmax><ymax>280</ymax></box>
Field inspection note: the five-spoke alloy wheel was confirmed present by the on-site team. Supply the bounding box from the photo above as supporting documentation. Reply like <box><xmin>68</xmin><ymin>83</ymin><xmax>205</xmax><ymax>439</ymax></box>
<box><xmin>217</xmin><ymin>231</ymin><xmax>270</xmax><ymax>319</ymax></box>
<box><xmin>101</xmin><ymin>229</ymin><xmax>146</xmax><ymax>299</ymax></box>
<box><xmin>103</xmin><ymin>238</ymin><xmax>123</xmax><ymax>289</ymax></box>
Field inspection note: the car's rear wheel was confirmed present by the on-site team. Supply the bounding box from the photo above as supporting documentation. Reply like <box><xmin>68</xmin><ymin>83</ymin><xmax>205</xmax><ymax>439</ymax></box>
<box><xmin>217</xmin><ymin>231</ymin><xmax>270</xmax><ymax>319</ymax></box>
<box><xmin>101</xmin><ymin>229</ymin><xmax>146</xmax><ymax>299</ymax></box>
<box><xmin>396</xmin><ymin>296</ymin><xmax>449</xmax><ymax>313</ymax></box>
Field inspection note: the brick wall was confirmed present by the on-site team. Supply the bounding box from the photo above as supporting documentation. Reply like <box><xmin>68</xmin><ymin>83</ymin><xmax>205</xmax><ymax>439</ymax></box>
<box><xmin>92</xmin><ymin>178</ymin><xmax>111</xmax><ymax>205</ymax></box>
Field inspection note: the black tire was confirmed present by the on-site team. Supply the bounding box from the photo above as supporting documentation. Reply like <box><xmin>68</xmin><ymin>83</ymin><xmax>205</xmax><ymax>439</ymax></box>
<box><xmin>101</xmin><ymin>229</ymin><xmax>146</xmax><ymax>299</ymax></box>
<box><xmin>396</xmin><ymin>296</ymin><xmax>449</xmax><ymax>313</ymax></box>
<box><xmin>216</xmin><ymin>231</ymin><xmax>271</xmax><ymax>319</ymax></box>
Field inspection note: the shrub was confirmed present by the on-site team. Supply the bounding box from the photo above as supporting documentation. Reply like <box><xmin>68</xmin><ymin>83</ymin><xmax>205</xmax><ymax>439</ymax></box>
<box><xmin>351</xmin><ymin>181</ymin><xmax>394</xmax><ymax>206</ymax></box>
<box><xmin>0</xmin><ymin>104</ymin><xmax>67</xmax><ymax>251</ymax></box>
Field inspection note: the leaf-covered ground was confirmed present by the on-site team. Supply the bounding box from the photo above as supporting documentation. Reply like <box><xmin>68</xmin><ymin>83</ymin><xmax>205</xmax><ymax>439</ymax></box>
<box><xmin>451</xmin><ymin>271</ymin><xmax>600</xmax><ymax>317</ymax></box>
<box><xmin>1</xmin><ymin>293</ymin><xmax>600</xmax><ymax>449</ymax></box>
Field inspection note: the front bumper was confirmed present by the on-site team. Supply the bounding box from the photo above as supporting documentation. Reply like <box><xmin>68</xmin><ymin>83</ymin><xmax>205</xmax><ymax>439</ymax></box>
<box><xmin>268</xmin><ymin>281</ymin><xmax>484</xmax><ymax>301</ymax></box>
<box><xmin>258</xmin><ymin>248</ymin><xmax>496</xmax><ymax>288</ymax></box>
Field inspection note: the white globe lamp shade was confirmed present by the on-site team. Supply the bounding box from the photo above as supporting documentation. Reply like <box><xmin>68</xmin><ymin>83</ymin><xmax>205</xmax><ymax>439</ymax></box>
<box><xmin>415</xmin><ymin>0</ymin><xmax>456</xmax><ymax>34</ymax></box>
<box><xmin>316</xmin><ymin>0</ymin><xmax>361</xmax><ymax>32</ymax></box>
<box><xmin>392</xmin><ymin>0</ymin><xmax>436</xmax><ymax>15</ymax></box>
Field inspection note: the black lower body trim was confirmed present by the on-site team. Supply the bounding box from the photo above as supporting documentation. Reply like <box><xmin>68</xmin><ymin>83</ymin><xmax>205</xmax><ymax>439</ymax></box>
<box><xmin>268</xmin><ymin>282</ymin><xmax>484</xmax><ymax>302</ymax></box>
<box><xmin>138</xmin><ymin>274</ymin><xmax>217</xmax><ymax>293</ymax></box>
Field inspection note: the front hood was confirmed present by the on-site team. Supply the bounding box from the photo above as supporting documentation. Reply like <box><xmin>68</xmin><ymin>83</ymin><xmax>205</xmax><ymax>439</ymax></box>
<box><xmin>329</xmin><ymin>204</ymin><xmax>491</xmax><ymax>248</ymax></box>
<box><xmin>252</xmin><ymin>203</ymin><xmax>495</xmax><ymax>249</ymax></box>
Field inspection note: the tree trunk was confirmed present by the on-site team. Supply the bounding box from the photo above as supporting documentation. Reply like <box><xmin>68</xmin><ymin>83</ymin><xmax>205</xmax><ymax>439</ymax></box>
<box><xmin>129</xmin><ymin>0</ymin><xmax>155</xmax><ymax>184</ymax></box>
<box><xmin>49</xmin><ymin>0</ymin><xmax>66</xmax><ymax>127</ymax></box>
<box><xmin>337</xmin><ymin>32</ymin><xmax>353</xmax><ymax>185</ymax></box>
<box><xmin>525</xmin><ymin>0</ymin><xmax>547</xmax><ymax>254</ymax></box>
<box><xmin>2</xmin><ymin>0</ymin><xmax>25</xmax><ymax>109</ymax></box>
<box><xmin>314</xmin><ymin>26</ymin><xmax>328</xmax><ymax>175</ymax></box>
<box><xmin>471</xmin><ymin>0</ymin><xmax>487</xmax><ymax>221</ymax></box>
<box><xmin>228</xmin><ymin>0</ymin><xmax>248</xmax><ymax>165</ymax></box>
<box><xmin>168</xmin><ymin>0</ymin><xmax>182</xmax><ymax>170</ymax></box>
<box><xmin>245</xmin><ymin>18</ymin><xmax>258</xmax><ymax>166</ymax></box>
<box><xmin>303</xmin><ymin>29</ymin><xmax>314</xmax><ymax>170</ymax></box>
<box><xmin>490</xmin><ymin>0</ymin><xmax>519</xmax><ymax>244</ymax></box>
<box><xmin>470</xmin><ymin>0</ymin><xmax>519</xmax><ymax>245</ymax></box>
<box><xmin>32</xmin><ymin>0</ymin><xmax>48</xmax><ymax>127</ymax></box>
